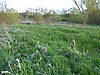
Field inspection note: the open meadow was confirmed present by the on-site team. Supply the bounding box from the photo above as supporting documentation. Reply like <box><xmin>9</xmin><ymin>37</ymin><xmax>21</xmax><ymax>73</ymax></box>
<box><xmin>0</xmin><ymin>24</ymin><xmax>100</xmax><ymax>75</ymax></box>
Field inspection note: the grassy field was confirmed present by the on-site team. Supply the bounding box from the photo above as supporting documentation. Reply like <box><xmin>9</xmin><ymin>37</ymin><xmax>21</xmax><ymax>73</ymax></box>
<box><xmin>0</xmin><ymin>24</ymin><xmax>100</xmax><ymax>75</ymax></box>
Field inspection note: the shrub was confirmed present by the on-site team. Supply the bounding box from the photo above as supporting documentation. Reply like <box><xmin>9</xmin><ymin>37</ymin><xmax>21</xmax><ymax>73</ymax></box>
<box><xmin>0</xmin><ymin>12</ymin><xmax>19</xmax><ymax>24</ymax></box>
<box><xmin>87</xmin><ymin>10</ymin><xmax>100</xmax><ymax>25</ymax></box>
<box><xmin>33</xmin><ymin>12</ymin><xmax>43</xmax><ymax>24</ymax></box>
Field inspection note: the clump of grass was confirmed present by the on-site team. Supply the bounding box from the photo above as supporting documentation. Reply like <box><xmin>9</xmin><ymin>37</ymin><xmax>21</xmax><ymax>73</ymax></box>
<box><xmin>0</xmin><ymin>25</ymin><xmax>12</xmax><ymax>48</ymax></box>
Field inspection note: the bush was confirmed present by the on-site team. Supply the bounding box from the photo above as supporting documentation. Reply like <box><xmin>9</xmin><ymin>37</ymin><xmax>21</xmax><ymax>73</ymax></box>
<box><xmin>88</xmin><ymin>10</ymin><xmax>100</xmax><ymax>25</ymax></box>
<box><xmin>0</xmin><ymin>12</ymin><xmax>19</xmax><ymax>24</ymax></box>
<box><xmin>69</xmin><ymin>14</ymin><xmax>83</xmax><ymax>24</ymax></box>
<box><xmin>33</xmin><ymin>12</ymin><xmax>43</xmax><ymax>24</ymax></box>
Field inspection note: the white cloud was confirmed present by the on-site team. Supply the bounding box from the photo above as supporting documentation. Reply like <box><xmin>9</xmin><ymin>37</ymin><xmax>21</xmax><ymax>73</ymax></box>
<box><xmin>7</xmin><ymin>0</ymin><xmax>76</xmax><ymax>12</ymax></box>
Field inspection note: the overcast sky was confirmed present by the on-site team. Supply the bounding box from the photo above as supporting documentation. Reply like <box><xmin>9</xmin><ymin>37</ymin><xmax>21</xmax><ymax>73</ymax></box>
<box><xmin>6</xmin><ymin>0</ymin><xmax>77</xmax><ymax>12</ymax></box>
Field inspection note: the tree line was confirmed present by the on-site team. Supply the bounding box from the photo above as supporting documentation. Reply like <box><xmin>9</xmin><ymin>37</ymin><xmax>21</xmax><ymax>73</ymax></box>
<box><xmin>0</xmin><ymin>0</ymin><xmax>100</xmax><ymax>25</ymax></box>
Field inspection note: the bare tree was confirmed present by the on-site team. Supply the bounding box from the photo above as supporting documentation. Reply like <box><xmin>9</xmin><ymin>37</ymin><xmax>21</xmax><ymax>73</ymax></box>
<box><xmin>72</xmin><ymin>0</ymin><xmax>87</xmax><ymax>24</ymax></box>
<box><xmin>0</xmin><ymin>0</ymin><xmax>7</xmax><ymax>12</ymax></box>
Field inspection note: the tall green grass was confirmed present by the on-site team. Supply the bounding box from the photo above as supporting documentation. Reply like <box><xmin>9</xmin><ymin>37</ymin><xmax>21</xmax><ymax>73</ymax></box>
<box><xmin>0</xmin><ymin>24</ymin><xmax>100</xmax><ymax>75</ymax></box>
